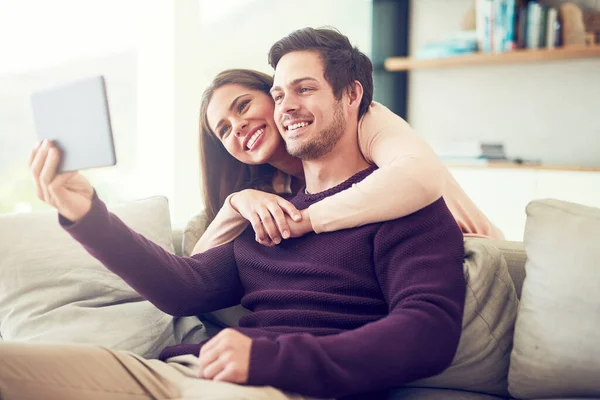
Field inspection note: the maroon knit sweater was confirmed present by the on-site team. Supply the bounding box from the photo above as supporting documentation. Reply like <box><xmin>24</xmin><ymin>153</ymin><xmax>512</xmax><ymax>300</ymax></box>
<box><xmin>61</xmin><ymin>168</ymin><xmax>466</xmax><ymax>399</ymax></box>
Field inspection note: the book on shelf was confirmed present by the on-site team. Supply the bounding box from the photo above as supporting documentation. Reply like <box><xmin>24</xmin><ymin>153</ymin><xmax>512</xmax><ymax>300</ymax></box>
<box><xmin>526</xmin><ymin>1</ymin><xmax>542</xmax><ymax>49</ymax></box>
<box><xmin>494</xmin><ymin>0</ymin><xmax>507</xmax><ymax>52</ymax></box>
<box><xmin>546</xmin><ymin>8</ymin><xmax>561</xmax><ymax>48</ymax></box>
<box><xmin>516</xmin><ymin>1</ymin><xmax>528</xmax><ymax>49</ymax></box>
<box><xmin>505</xmin><ymin>0</ymin><xmax>517</xmax><ymax>50</ymax></box>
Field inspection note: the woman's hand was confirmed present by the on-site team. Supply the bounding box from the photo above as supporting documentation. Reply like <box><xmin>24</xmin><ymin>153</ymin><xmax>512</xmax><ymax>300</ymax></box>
<box><xmin>284</xmin><ymin>208</ymin><xmax>313</xmax><ymax>239</ymax></box>
<box><xmin>29</xmin><ymin>140</ymin><xmax>95</xmax><ymax>222</ymax></box>
<box><xmin>230</xmin><ymin>189</ymin><xmax>310</xmax><ymax>246</ymax></box>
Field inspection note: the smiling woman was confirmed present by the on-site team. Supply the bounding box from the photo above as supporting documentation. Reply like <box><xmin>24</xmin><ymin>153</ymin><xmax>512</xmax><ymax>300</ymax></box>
<box><xmin>198</xmin><ymin>70</ymin><xmax>300</xmax><ymax>227</ymax></box>
<box><xmin>206</xmin><ymin>85</ymin><xmax>284</xmax><ymax>165</ymax></box>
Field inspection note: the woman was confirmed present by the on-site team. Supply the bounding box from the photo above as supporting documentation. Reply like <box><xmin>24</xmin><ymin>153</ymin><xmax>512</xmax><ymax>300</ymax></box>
<box><xmin>193</xmin><ymin>69</ymin><xmax>502</xmax><ymax>253</ymax></box>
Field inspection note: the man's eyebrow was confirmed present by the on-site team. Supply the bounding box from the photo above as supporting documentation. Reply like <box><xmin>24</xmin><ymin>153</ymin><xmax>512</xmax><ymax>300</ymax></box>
<box><xmin>214</xmin><ymin>94</ymin><xmax>249</xmax><ymax>133</ymax></box>
<box><xmin>270</xmin><ymin>77</ymin><xmax>319</xmax><ymax>94</ymax></box>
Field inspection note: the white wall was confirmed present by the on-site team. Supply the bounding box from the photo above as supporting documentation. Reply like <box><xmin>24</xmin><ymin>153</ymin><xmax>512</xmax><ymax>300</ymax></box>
<box><xmin>407</xmin><ymin>0</ymin><xmax>600</xmax><ymax>167</ymax></box>
<box><xmin>407</xmin><ymin>0</ymin><xmax>600</xmax><ymax>240</ymax></box>
<box><xmin>197</xmin><ymin>0</ymin><xmax>372</xmax><ymax>79</ymax></box>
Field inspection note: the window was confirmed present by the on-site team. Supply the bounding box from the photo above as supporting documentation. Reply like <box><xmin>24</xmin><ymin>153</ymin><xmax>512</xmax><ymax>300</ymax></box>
<box><xmin>0</xmin><ymin>0</ymin><xmax>138</xmax><ymax>214</ymax></box>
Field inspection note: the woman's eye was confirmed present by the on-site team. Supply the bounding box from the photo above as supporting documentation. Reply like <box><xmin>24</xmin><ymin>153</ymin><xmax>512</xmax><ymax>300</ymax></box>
<box><xmin>238</xmin><ymin>99</ymin><xmax>250</xmax><ymax>113</ymax></box>
<box><xmin>219</xmin><ymin>125</ymin><xmax>230</xmax><ymax>137</ymax></box>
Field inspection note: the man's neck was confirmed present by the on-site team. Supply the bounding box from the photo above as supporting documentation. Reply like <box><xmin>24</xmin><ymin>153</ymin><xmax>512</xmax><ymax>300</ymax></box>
<box><xmin>302</xmin><ymin>130</ymin><xmax>371</xmax><ymax>194</ymax></box>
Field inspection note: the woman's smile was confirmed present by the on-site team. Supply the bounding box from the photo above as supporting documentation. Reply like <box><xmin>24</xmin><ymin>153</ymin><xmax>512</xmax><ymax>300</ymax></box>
<box><xmin>245</xmin><ymin>125</ymin><xmax>266</xmax><ymax>151</ymax></box>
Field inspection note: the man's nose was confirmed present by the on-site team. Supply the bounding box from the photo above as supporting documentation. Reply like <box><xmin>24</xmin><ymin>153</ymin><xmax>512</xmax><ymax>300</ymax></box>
<box><xmin>279</xmin><ymin>93</ymin><xmax>298</xmax><ymax>113</ymax></box>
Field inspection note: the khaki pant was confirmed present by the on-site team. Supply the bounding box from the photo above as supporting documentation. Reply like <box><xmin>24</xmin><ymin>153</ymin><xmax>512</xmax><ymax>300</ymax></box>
<box><xmin>0</xmin><ymin>342</ymin><xmax>321</xmax><ymax>400</ymax></box>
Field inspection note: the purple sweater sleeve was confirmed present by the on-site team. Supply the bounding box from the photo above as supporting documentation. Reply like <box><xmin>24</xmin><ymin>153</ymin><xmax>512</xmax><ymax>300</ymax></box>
<box><xmin>60</xmin><ymin>194</ymin><xmax>244</xmax><ymax>316</ymax></box>
<box><xmin>248</xmin><ymin>201</ymin><xmax>465</xmax><ymax>398</ymax></box>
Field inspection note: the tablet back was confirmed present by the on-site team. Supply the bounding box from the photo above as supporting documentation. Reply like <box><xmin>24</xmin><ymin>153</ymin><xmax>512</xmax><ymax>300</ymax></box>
<box><xmin>31</xmin><ymin>75</ymin><xmax>116</xmax><ymax>172</ymax></box>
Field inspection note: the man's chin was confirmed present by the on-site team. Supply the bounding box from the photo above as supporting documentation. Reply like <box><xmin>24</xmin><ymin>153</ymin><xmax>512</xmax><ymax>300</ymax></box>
<box><xmin>285</xmin><ymin>142</ymin><xmax>305</xmax><ymax>159</ymax></box>
<box><xmin>286</xmin><ymin>144</ymin><xmax>325</xmax><ymax>161</ymax></box>
<box><xmin>284</xmin><ymin>139</ymin><xmax>302</xmax><ymax>157</ymax></box>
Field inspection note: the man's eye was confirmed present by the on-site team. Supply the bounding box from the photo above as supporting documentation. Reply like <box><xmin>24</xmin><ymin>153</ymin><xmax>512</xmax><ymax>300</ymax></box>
<box><xmin>299</xmin><ymin>87</ymin><xmax>312</xmax><ymax>93</ymax></box>
<box><xmin>273</xmin><ymin>94</ymin><xmax>283</xmax><ymax>102</ymax></box>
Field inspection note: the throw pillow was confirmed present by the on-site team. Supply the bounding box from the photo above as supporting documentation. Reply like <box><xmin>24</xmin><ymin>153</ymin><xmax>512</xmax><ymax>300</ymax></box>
<box><xmin>508</xmin><ymin>199</ymin><xmax>600</xmax><ymax>399</ymax></box>
<box><xmin>408</xmin><ymin>238</ymin><xmax>519</xmax><ymax>397</ymax></box>
<box><xmin>0</xmin><ymin>196</ymin><xmax>206</xmax><ymax>359</ymax></box>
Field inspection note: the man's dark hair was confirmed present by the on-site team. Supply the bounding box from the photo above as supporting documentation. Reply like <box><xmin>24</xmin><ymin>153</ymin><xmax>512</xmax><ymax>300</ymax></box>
<box><xmin>268</xmin><ymin>27</ymin><xmax>373</xmax><ymax>120</ymax></box>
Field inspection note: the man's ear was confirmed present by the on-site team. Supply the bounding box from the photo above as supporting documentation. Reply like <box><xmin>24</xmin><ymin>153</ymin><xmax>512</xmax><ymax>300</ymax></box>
<box><xmin>346</xmin><ymin>80</ymin><xmax>364</xmax><ymax>112</ymax></box>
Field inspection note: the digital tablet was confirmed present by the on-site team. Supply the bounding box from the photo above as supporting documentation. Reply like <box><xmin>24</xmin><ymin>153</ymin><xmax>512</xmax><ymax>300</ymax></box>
<box><xmin>31</xmin><ymin>75</ymin><xmax>117</xmax><ymax>173</ymax></box>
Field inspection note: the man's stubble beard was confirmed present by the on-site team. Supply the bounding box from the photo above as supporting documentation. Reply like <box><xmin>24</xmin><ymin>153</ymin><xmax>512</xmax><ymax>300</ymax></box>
<box><xmin>285</xmin><ymin>100</ymin><xmax>346</xmax><ymax>161</ymax></box>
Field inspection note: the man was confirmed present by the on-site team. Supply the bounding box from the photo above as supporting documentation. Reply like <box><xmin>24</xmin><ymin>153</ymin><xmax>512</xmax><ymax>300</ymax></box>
<box><xmin>0</xmin><ymin>28</ymin><xmax>465</xmax><ymax>400</ymax></box>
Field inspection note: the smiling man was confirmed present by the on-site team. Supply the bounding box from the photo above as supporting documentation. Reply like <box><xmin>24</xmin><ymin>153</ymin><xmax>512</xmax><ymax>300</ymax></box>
<box><xmin>0</xmin><ymin>28</ymin><xmax>465</xmax><ymax>400</ymax></box>
<box><xmin>193</xmin><ymin>28</ymin><xmax>466</xmax><ymax>398</ymax></box>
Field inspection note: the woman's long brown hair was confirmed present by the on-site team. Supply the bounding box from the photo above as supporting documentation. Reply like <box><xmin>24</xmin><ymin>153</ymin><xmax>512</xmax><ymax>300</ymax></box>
<box><xmin>199</xmin><ymin>69</ymin><xmax>278</xmax><ymax>224</ymax></box>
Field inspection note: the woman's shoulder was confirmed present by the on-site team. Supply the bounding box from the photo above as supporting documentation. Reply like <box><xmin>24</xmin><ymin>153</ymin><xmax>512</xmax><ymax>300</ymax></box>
<box><xmin>357</xmin><ymin>101</ymin><xmax>417</xmax><ymax>163</ymax></box>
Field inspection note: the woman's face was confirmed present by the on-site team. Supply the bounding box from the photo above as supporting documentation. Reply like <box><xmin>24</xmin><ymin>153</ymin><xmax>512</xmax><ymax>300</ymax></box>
<box><xmin>206</xmin><ymin>84</ymin><xmax>283</xmax><ymax>165</ymax></box>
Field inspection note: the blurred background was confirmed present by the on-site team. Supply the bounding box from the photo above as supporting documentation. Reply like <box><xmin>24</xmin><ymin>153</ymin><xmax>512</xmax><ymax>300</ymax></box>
<box><xmin>1</xmin><ymin>0</ymin><xmax>599</xmax><ymax>240</ymax></box>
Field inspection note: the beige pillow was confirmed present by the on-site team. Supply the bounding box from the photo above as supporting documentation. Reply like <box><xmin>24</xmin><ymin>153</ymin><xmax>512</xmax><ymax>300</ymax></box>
<box><xmin>409</xmin><ymin>238</ymin><xmax>519</xmax><ymax>397</ymax></box>
<box><xmin>0</xmin><ymin>196</ymin><xmax>206</xmax><ymax>358</ymax></box>
<box><xmin>508</xmin><ymin>199</ymin><xmax>600</xmax><ymax>399</ymax></box>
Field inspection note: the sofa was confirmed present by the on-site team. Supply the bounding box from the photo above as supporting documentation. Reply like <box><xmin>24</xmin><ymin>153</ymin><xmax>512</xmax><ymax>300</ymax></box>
<box><xmin>1</xmin><ymin>196</ymin><xmax>599</xmax><ymax>400</ymax></box>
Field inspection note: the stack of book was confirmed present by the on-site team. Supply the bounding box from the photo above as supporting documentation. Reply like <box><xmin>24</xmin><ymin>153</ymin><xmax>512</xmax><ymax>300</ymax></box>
<box><xmin>476</xmin><ymin>0</ymin><xmax>562</xmax><ymax>53</ymax></box>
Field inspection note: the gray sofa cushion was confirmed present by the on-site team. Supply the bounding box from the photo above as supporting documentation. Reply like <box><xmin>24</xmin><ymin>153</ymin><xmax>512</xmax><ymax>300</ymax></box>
<box><xmin>408</xmin><ymin>239</ymin><xmax>518</xmax><ymax>397</ymax></box>
<box><xmin>508</xmin><ymin>199</ymin><xmax>600</xmax><ymax>399</ymax></box>
<box><xmin>0</xmin><ymin>196</ymin><xmax>206</xmax><ymax>357</ymax></box>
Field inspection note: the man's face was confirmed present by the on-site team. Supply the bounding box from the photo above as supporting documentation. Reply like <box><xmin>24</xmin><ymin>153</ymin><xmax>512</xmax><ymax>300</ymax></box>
<box><xmin>271</xmin><ymin>51</ymin><xmax>346</xmax><ymax>160</ymax></box>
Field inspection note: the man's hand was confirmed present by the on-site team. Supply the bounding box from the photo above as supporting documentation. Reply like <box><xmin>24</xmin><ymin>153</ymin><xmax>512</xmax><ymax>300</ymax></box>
<box><xmin>198</xmin><ymin>329</ymin><xmax>252</xmax><ymax>384</ymax></box>
<box><xmin>29</xmin><ymin>140</ymin><xmax>94</xmax><ymax>222</ymax></box>
<box><xmin>230</xmin><ymin>189</ymin><xmax>302</xmax><ymax>246</ymax></box>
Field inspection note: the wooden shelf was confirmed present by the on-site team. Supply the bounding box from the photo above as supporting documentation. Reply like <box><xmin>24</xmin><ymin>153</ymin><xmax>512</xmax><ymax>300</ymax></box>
<box><xmin>384</xmin><ymin>45</ymin><xmax>600</xmax><ymax>71</ymax></box>
<box><xmin>447</xmin><ymin>162</ymin><xmax>600</xmax><ymax>172</ymax></box>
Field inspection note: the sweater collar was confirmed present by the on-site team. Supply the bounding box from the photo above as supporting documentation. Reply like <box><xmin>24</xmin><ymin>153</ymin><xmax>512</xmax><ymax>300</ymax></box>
<box><xmin>296</xmin><ymin>166</ymin><xmax>377</xmax><ymax>203</ymax></box>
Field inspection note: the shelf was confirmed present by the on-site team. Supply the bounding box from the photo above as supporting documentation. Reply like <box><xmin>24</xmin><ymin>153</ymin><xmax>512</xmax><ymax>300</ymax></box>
<box><xmin>447</xmin><ymin>162</ymin><xmax>600</xmax><ymax>172</ymax></box>
<box><xmin>384</xmin><ymin>45</ymin><xmax>600</xmax><ymax>71</ymax></box>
